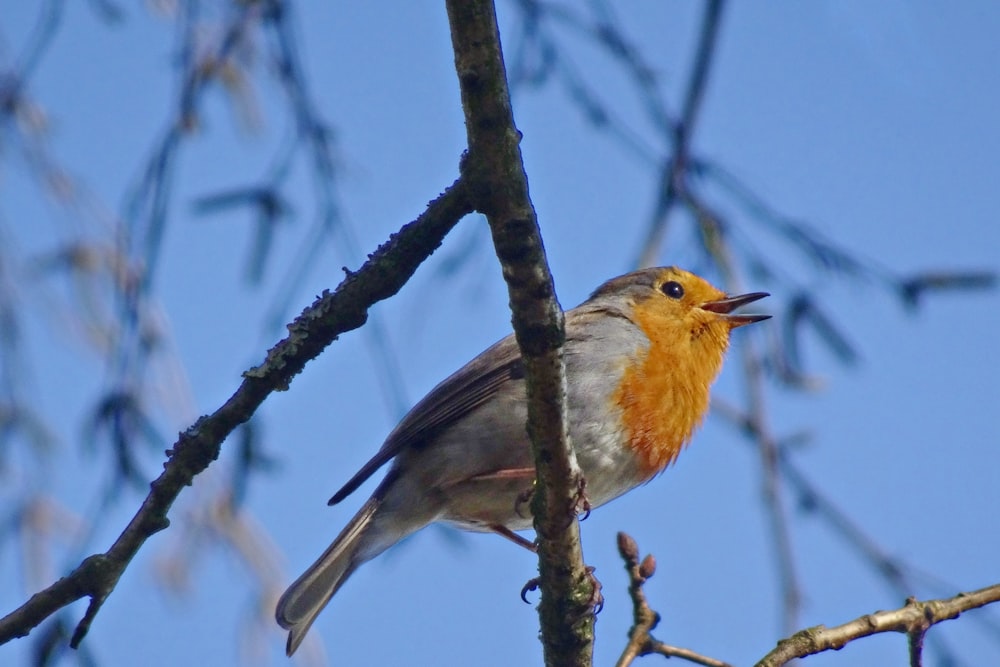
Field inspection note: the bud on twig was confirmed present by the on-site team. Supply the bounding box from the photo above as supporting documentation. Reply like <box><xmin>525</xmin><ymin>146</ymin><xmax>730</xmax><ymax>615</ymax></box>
<box><xmin>639</xmin><ymin>554</ymin><xmax>657</xmax><ymax>579</ymax></box>
<box><xmin>617</xmin><ymin>531</ymin><xmax>639</xmax><ymax>563</ymax></box>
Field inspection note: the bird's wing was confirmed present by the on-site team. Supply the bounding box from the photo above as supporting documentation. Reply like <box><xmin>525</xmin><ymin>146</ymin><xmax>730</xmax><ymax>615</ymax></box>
<box><xmin>328</xmin><ymin>335</ymin><xmax>523</xmax><ymax>505</ymax></box>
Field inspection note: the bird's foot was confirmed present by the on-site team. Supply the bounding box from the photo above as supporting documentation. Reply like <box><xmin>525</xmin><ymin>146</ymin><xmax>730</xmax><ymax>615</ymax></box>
<box><xmin>514</xmin><ymin>482</ymin><xmax>535</xmax><ymax>519</ymax></box>
<box><xmin>518</xmin><ymin>566</ymin><xmax>604</xmax><ymax>617</ymax></box>
<box><xmin>583</xmin><ymin>565</ymin><xmax>604</xmax><ymax>615</ymax></box>
<box><xmin>572</xmin><ymin>476</ymin><xmax>591</xmax><ymax>521</ymax></box>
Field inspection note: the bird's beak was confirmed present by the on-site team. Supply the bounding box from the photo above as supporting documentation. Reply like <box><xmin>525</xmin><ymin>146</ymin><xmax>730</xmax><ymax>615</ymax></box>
<box><xmin>701</xmin><ymin>292</ymin><xmax>771</xmax><ymax>328</ymax></box>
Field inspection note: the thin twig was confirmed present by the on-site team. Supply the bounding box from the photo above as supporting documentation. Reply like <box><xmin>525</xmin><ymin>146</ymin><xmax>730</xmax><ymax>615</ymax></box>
<box><xmin>615</xmin><ymin>532</ymin><xmax>734</xmax><ymax>667</ymax></box>
<box><xmin>908</xmin><ymin>618</ymin><xmax>925</xmax><ymax>667</ymax></box>
<box><xmin>755</xmin><ymin>584</ymin><xmax>1000</xmax><ymax>667</ymax></box>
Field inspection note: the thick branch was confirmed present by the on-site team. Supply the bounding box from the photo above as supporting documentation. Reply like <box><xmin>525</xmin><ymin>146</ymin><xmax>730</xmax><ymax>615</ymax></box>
<box><xmin>444</xmin><ymin>2</ymin><xmax>594</xmax><ymax>665</ymax></box>
<box><xmin>755</xmin><ymin>583</ymin><xmax>1000</xmax><ymax>667</ymax></box>
<box><xmin>0</xmin><ymin>179</ymin><xmax>473</xmax><ymax>647</ymax></box>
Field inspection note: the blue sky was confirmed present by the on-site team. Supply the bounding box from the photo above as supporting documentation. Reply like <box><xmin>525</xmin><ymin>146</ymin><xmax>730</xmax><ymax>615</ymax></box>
<box><xmin>2</xmin><ymin>2</ymin><xmax>999</xmax><ymax>666</ymax></box>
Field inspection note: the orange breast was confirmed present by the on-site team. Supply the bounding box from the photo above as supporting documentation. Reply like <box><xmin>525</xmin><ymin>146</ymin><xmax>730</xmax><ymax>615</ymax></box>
<box><xmin>612</xmin><ymin>302</ymin><xmax>726</xmax><ymax>477</ymax></box>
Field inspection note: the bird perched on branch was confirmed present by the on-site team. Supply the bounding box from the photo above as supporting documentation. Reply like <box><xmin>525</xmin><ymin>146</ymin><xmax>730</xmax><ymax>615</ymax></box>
<box><xmin>276</xmin><ymin>266</ymin><xmax>770</xmax><ymax>655</ymax></box>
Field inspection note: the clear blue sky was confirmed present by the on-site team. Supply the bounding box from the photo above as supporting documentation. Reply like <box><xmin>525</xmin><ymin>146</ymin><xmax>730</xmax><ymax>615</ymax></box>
<box><xmin>2</xmin><ymin>2</ymin><xmax>999</xmax><ymax>666</ymax></box>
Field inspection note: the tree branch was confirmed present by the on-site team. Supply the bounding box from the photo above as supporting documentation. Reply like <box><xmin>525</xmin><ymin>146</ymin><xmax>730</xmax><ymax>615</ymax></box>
<box><xmin>635</xmin><ymin>0</ymin><xmax>726</xmax><ymax>268</ymax></box>
<box><xmin>0</xmin><ymin>179</ymin><xmax>473</xmax><ymax>647</ymax></box>
<box><xmin>615</xmin><ymin>532</ymin><xmax>734</xmax><ymax>667</ymax></box>
<box><xmin>755</xmin><ymin>584</ymin><xmax>1000</xmax><ymax>667</ymax></box>
<box><xmin>444</xmin><ymin>2</ymin><xmax>594</xmax><ymax>665</ymax></box>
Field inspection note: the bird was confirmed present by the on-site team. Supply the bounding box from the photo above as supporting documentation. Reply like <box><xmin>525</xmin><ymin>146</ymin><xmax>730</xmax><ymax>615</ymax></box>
<box><xmin>276</xmin><ymin>266</ymin><xmax>770</xmax><ymax>655</ymax></box>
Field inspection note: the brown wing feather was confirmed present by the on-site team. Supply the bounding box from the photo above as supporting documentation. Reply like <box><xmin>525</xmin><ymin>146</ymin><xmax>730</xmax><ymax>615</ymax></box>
<box><xmin>328</xmin><ymin>336</ymin><xmax>523</xmax><ymax>505</ymax></box>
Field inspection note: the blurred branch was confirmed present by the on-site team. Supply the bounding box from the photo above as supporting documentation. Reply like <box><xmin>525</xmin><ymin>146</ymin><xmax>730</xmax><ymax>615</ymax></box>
<box><xmin>105</xmin><ymin>1</ymin><xmax>262</xmax><ymax>474</ymax></box>
<box><xmin>676</xmin><ymin>0</ymin><xmax>724</xmax><ymax>145</ymax></box>
<box><xmin>154</xmin><ymin>482</ymin><xmax>283</xmax><ymax>602</ymax></box>
<box><xmin>715</xmin><ymin>396</ymin><xmax>979</xmax><ymax>664</ymax></box>
<box><xmin>755</xmin><ymin>584</ymin><xmax>1000</xmax><ymax>667</ymax></box>
<box><xmin>683</xmin><ymin>157</ymin><xmax>998</xmax><ymax>648</ymax></box>
<box><xmin>615</xmin><ymin>532</ymin><xmax>733</xmax><ymax>667</ymax></box>
<box><xmin>0</xmin><ymin>178</ymin><xmax>473</xmax><ymax>648</ymax></box>
<box><xmin>740</xmin><ymin>341</ymin><xmax>803</xmax><ymax>636</ymax></box>
<box><xmin>507</xmin><ymin>0</ymin><xmax>661</xmax><ymax>164</ymax></box>
<box><xmin>716</xmin><ymin>394</ymin><xmax>980</xmax><ymax>602</ymax></box>
<box><xmin>635</xmin><ymin>0</ymin><xmax>726</xmax><ymax>268</ymax></box>
<box><xmin>446</xmin><ymin>2</ymin><xmax>594</xmax><ymax>665</ymax></box>
<box><xmin>191</xmin><ymin>186</ymin><xmax>292</xmax><ymax>286</ymax></box>
<box><xmin>265</xmin><ymin>0</ymin><xmax>413</xmax><ymax>419</ymax></box>
<box><xmin>701</xmin><ymin>162</ymin><xmax>875</xmax><ymax>279</ymax></box>
<box><xmin>782</xmin><ymin>293</ymin><xmax>860</xmax><ymax>379</ymax></box>
<box><xmin>689</xmin><ymin>197</ymin><xmax>804</xmax><ymax>635</ymax></box>
<box><xmin>123</xmin><ymin>0</ymin><xmax>257</xmax><ymax>294</ymax></box>
<box><xmin>899</xmin><ymin>271</ymin><xmax>996</xmax><ymax>310</ymax></box>
<box><xmin>8</xmin><ymin>0</ymin><xmax>65</xmax><ymax>85</ymax></box>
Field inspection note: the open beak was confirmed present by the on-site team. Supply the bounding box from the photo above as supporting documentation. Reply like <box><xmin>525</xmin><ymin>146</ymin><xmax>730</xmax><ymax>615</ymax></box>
<box><xmin>701</xmin><ymin>292</ymin><xmax>771</xmax><ymax>328</ymax></box>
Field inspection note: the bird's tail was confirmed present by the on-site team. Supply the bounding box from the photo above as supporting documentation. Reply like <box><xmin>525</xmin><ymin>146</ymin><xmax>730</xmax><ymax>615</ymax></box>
<box><xmin>276</xmin><ymin>496</ymin><xmax>381</xmax><ymax>656</ymax></box>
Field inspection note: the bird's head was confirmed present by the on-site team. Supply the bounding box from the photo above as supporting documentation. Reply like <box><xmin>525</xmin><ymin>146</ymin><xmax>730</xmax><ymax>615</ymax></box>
<box><xmin>590</xmin><ymin>266</ymin><xmax>770</xmax><ymax>344</ymax></box>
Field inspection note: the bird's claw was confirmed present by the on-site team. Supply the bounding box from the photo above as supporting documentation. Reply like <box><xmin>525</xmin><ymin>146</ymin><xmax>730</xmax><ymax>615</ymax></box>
<box><xmin>584</xmin><ymin>565</ymin><xmax>604</xmax><ymax>615</ymax></box>
<box><xmin>519</xmin><ymin>568</ymin><xmax>602</xmax><ymax>617</ymax></box>
<box><xmin>520</xmin><ymin>576</ymin><xmax>540</xmax><ymax>604</ymax></box>
<box><xmin>574</xmin><ymin>476</ymin><xmax>592</xmax><ymax>521</ymax></box>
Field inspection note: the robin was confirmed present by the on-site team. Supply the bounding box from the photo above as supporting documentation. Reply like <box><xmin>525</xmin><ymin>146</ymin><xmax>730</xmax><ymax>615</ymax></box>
<box><xmin>276</xmin><ymin>266</ymin><xmax>769</xmax><ymax>655</ymax></box>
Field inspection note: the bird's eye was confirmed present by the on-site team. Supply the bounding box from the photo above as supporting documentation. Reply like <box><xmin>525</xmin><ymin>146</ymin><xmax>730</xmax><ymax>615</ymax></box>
<box><xmin>661</xmin><ymin>281</ymin><xmax>684</xmax><ymax>299</ymax></box>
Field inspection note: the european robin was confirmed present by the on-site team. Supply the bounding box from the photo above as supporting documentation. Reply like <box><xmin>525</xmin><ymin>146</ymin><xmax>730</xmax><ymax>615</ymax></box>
<box><xmin>276</xmin><ymin>266</ymin><xmax>769</xmax><ymax>655</ymax></box>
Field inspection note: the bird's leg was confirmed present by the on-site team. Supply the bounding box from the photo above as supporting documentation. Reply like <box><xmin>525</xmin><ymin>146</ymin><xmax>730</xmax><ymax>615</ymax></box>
<box><xmin>508</xmin><ymin>475</ymin><xmax>592</xmax><ymax>605</ymax></box>
<box><xmin>514</xmin><ymin>481</ymin><xmax>535</xmax><ymax>519</ymax></box>
<box><xmin>488</xmin><ymin>524</ymin><xmax>538</xmax><ymax>553</ymax></box>
<box><xmin>461</xmin><ymin>467</ymin><xmax>536</xmax><ymax>517</ymax></box>
<box><xmin>504</xmin><ymin>473</ymin><xmax>587</xmax><ymax>523</ymax></box>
